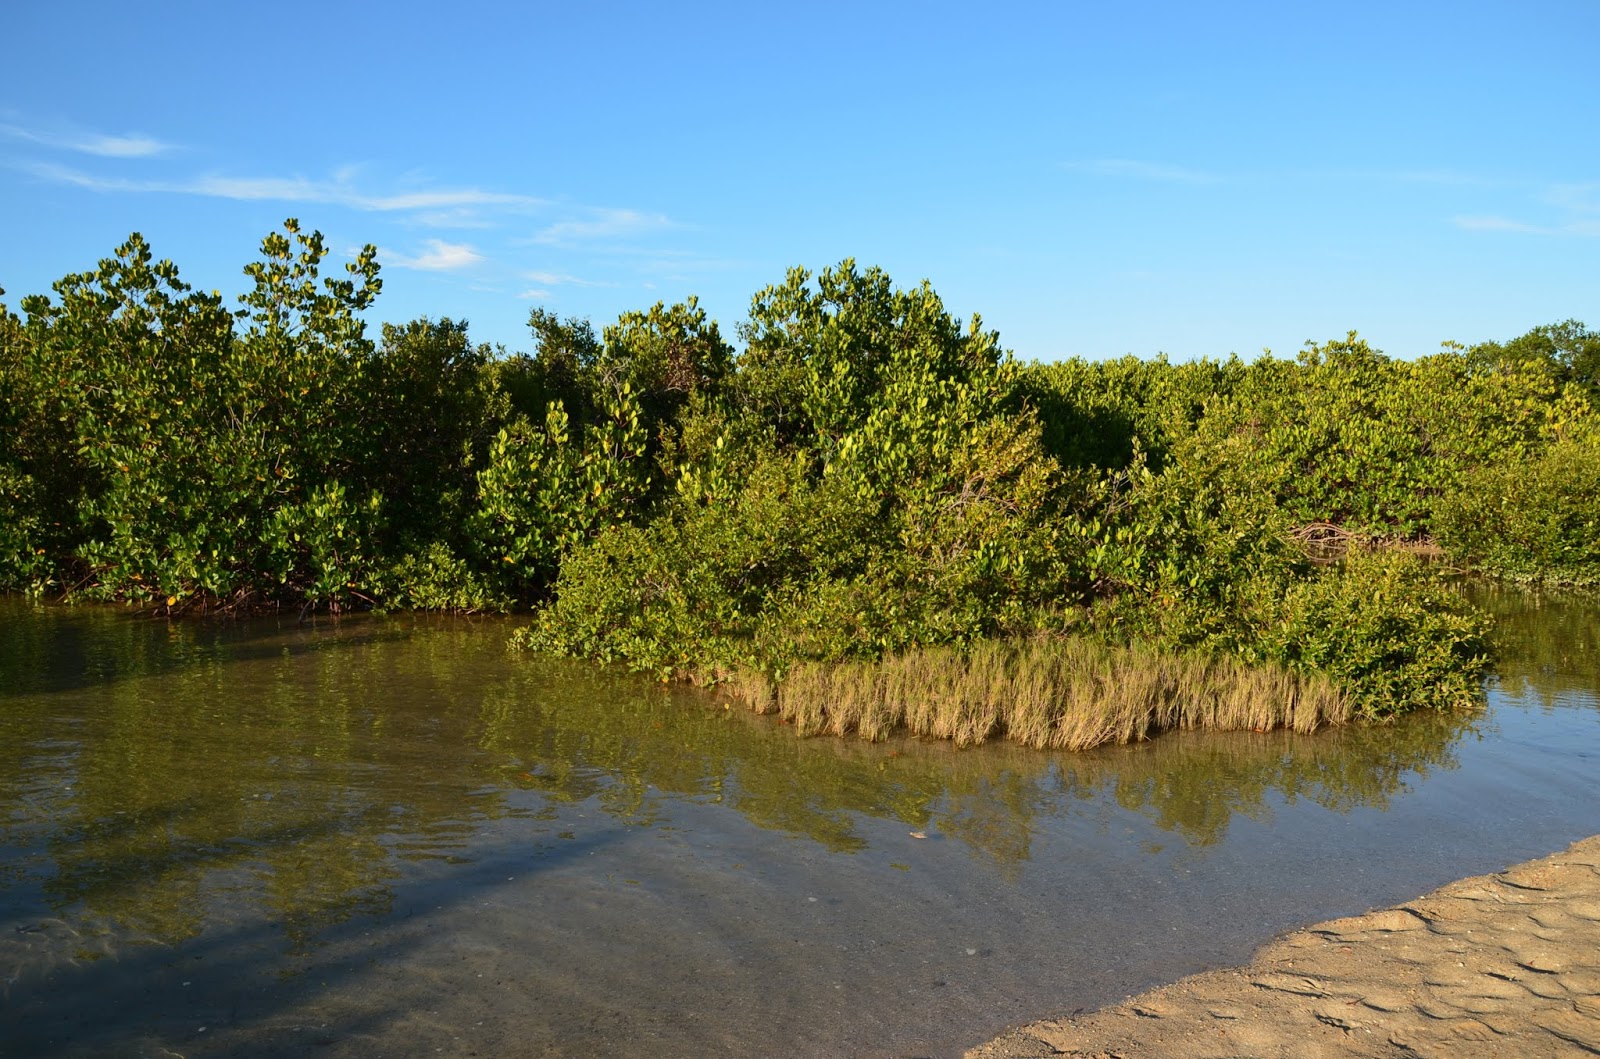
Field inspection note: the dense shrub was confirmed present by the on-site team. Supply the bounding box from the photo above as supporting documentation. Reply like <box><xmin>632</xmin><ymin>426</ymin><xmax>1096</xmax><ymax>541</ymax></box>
<box><xmin>1020</xmin><ymin>334</ymin><xmax>1569</xmax><ymax>540</ymax></box>
<box><xmin>470</xmin><ymin>383</ymin><xmax>652</xmax><ymax>592</ymax></box>
<box><xmin>1018</xmin><ymin>354</ymin><xmax>1244</xmax><ymax>471</ymax></box>
<box><xmin>1434</xmin><ymin>430</ymin><xmax>1600</xmax><ymax>585</ymax></box>
<box><xmin>1254</xmin><ymin>550</ymin><xmax>1494</xmax><ymax>717</ymax></box>
<box><xmin>2</xmin><ymin>224</ymin><xmax>487</xmax><ymax>609</ymax></box>
<box><xmin>1468</xmin><ymin>319</ymin><xmax>1600</xmax><ymax>401</ymax></box>
<box><xmin>1055</xmin><ymin>428</ymin><xmax>1495</xmax><ymax>718</ymax></box>
<box><xmin>522</xmin><ymin>262</ymin><xmax>1072</xmax><ymax>678</ymax></box>
<box><xmin>7</xmin><ymin>226</ymin><xmax>1592</xmax><ymax>729</ymax></box>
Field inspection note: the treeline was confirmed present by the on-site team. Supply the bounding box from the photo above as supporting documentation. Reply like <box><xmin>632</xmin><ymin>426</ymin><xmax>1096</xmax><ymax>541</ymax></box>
<box><xmin>1023</xmin><ymin>327</ymin><xmax>1600</xmax><ymax>580</ymax></box>
<box><xmin>3</xmin><ymin>222</ymin><xmax>1595</xmax><ymax>730</ymax></box>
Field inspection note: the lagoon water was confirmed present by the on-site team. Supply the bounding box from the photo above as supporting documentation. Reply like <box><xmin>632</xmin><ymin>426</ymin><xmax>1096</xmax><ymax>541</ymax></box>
<box><xmin>1</xmin><ymin>590</ymin><xmax>1596</xmax><ymax>1057</ymax></box>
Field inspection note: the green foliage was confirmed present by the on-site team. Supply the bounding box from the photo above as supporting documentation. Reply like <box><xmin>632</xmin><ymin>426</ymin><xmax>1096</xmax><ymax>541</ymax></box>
<box><xmin>0</xmin><ymin>465</ymin><xmax>49</xmax><ymax>591</ymax></box>
<box><xmin>1018</xmin><ymin>354</ymin><xmax>1244</xmax><ymax>471</ymax></box>
<box><xmin>1051</xmin><ymin>428</ymin><xmax>1495</xmax><ymax>716</ymax></box>
<box><xmin>375</xmin><ymin>542</ymin><xmax>509</xmax><ymax>613</ymax></box>
<box><xmin>2</xmin><ymin>222</ymin><xmax>486</xmax><ymax>610</ymax></box>
<box><xmin>525</xmin><ymin>263</ymin><xmax>1069</xmax><ymax>679</ymax></box>
<box><xmin>13</xmin><ymin>231</ymin><xmax>243</xmax><ymax>600</ymax></box>
<box><xmin>509</xmin><ymin>299</ymin><xmax>732</xmax><ymax>458</ymax></box>
<box><xmin>360</xmin><ymin>317</ymin><xmax>498</xmax><ymax>554</ymax></box>
<box><xmin>471</xmin><ymin>382</ymin><xmax>652</xmax><ymax>592</ymax></box>
<box><xmin>733</xmin><ymin>260</ymin><xmax>1008</xmax><ymax>449</ymax></box>
<box><xmin>1434</xmin><ymin>430</ymin><xmax>1600</xmax><ymax>585</ymax></box>
<box><xmin>1247</xmin><ymin>337</ymin><xmax>1561</xmax><ymax>535</ymax></box>
<box><xmin>10</xmin><ymin>228</ymin><xmax>1588</xmax><ymax>729</ymax></box>
<box><xmin>1470</xmin><ymin>318</ymin><xmax>1600</xmax><ymax>400</ymax></box>
<box><xmin>0</xmin><ymin>298</ymin><xmax>55</xmax><ymax>590</ymax></box>
<box><xmin>1022</xmin><ymin>333</ymin><xmax>1568</xmax><ymax>540</ymax></box>
<box><xmin>491</xmin><ymin>308</ymin><xmax>604</xmax><ymax>433</ymax></box>
<box><xmin>601</xmin><ymin>297</ymin><xmax>733</xmax><ymax>432</ymax></box>
<box><xmin>520</xmin><ymin>451</ymin><xmax>866</xmax><ymax>675</ymax></box>
<box><xmin>524</xmin><ymin>433</ymin><xmax>1063</xmax><ymax>679</ymax></box>
<box><xmin>1069</xmin><ymin>431</ymin><xmax>1309</xmax><ymax>654</ymax></box>
<box><xmin>1254</xmin><ymin>550</ymin><xmax>1494</xmax><ymax>717</ymax></box>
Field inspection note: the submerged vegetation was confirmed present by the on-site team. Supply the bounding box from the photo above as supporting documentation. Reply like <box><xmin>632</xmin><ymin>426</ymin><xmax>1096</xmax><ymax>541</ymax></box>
<box><xmin>3</xmin><ymin>222</ymin><xmax>1593</xmax><ymax>744</ymax></box>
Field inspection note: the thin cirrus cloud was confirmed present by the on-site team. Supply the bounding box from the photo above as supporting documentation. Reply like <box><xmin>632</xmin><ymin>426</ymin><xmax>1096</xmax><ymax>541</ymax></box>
<box><xmin>1061</xmin><ymin>158</ymin><xmax>1220</xmax><ymax>183</ymax></box>
<box><xmin>19</xmin><ymin>160</ymin><xmax>690</xmax><ymax>246</ymax></box>
<box><xmin>1546</xmin><ymin>181</ymin><xmax>1600</xmax><ymax>218</ymax></box>
<box><xmin>1384</xmin><ymin>168</ymin><xmax>1502</xmax><ymax>187</ymax></box>
<box><xmin>523</xmin><ymin>269</ymin><xmax>608</xmax><ymax>287</ymax></box>
<box><xmin>1453</xmin><ymin>182</ymin><xmax>1600</xmax><ymax>238</ymax></box>
<box><xmin>409</xmin><ymin>208</ymin><xmax>502</xmax><ymax>229</ymax></box>
<box><xmin>0</xmin><ymin>121</ymin><xmax>173</xmax><ymax>158</ymax></box>
<box><xmin>384</xmin><ymin>240</ymin><xmax>484</xmax><ymax>271</ymax></box>
<box><xmin>1453</xmin><ymin>214</ymin><xmax>1600</xmax><ymax>238</ymax></box>
<box><xmin>18</xmin><ymin>161</ymin><xmax>547</xmax><ymax>214</ymax></box>
<box><xmin>531</xmin><ymin>208</ymin><xmax>674</xmax><ymax>245</ymax></box>
<box><xmin>192</xmin><ymin>174</ymin><xmax>542</xmax><ymax>213</ymax></box>
<box><xmin>1453</xmin><ymin>215</ymin><xmax>1552</xmax><ymax>234</ymax></box>
<box><xmin>516</xmin><ymin>268</ymin><xmax>612</xmax><ymax>300</ymax></box>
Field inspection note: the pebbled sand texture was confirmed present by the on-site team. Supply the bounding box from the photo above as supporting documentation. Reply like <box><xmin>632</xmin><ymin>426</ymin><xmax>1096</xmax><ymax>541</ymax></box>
<box><xmin>969</xmin><ymin>835</ymin><xmax>1600</xmax><ymax>1059</ymax></box>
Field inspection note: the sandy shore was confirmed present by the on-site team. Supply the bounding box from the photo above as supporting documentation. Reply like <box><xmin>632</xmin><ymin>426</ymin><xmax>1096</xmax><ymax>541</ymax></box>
<box><xmin>968</xmin><ymin>835</ymin><xmax>1600</xmax><ymax>1059</ymax></box>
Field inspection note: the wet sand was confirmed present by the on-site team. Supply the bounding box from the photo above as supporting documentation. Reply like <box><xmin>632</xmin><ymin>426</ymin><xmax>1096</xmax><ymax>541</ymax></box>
<box><xmin>969</xmin><ymin>834</ymin><xmax>1600</xmax><ymax>1059</ymax></box>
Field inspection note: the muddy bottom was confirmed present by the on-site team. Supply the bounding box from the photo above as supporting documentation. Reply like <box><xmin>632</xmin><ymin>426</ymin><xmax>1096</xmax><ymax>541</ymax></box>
<box><xmin>971</xmin><ymin>835</ymin><xmax>1600</xmax><ymax>1059</ymax></box>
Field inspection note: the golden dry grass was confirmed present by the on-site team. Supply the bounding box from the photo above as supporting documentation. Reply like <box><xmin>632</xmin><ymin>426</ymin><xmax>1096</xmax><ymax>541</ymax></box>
<box><xmin>730</xmin><ymin>637</ymin><xmax>1351</xmax><ymax>750</ymax></box>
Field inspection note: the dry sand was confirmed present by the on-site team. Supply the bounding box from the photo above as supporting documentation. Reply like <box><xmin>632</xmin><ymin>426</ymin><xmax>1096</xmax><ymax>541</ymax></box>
<box><xmin>968</xmin><ymin>835</ymin><xmax>1600</xmax><ymax>1059</ymax></box>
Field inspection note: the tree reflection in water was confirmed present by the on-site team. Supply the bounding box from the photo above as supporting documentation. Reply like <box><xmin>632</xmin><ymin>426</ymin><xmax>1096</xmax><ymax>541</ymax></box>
<box><xmin>0</xmin><ymin>593</ymin><xmax>1515</xmax><ymax>950</ymax></box>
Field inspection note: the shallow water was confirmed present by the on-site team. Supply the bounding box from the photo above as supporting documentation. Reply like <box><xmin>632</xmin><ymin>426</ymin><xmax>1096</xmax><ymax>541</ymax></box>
<box><xmin>0</xmin><ymin>592</ymin><xmax>1596</xmax><ymax>1058</ymax></box>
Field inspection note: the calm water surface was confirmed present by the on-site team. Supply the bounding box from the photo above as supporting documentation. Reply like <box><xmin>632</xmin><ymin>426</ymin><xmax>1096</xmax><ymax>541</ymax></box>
<box><xmin>1</xmin><ymin>589</ymin><xmax>1596</xmax><ymax>1057</ymax></box>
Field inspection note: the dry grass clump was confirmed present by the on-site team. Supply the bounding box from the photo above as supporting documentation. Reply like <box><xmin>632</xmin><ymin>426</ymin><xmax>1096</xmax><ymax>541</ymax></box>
<box><xmin>729</xmin><ymin>637</ymin><xmax>1351</xmax><ymax>750</ymax></box>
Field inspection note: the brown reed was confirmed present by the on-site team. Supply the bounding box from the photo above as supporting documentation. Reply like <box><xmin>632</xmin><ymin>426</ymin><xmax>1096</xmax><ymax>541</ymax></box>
<box><xmin>727</xmin><ymin>636</ymin><xmax>1351</xmax><ymax>750</ymax></box>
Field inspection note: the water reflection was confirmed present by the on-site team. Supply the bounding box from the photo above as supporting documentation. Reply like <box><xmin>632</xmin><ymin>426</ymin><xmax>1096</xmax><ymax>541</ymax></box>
<box><xmin>0</xmin><ymin>595</ymin><xmax>1486</xmax><ymax>953</ymax></box>
<box><xmin>1467</xmin><ymin>582</ymin><xmax>1600</xmax><ymax>708</ymax></box>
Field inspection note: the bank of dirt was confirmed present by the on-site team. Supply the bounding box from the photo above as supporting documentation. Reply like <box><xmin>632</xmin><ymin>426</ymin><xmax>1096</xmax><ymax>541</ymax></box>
<box><xmin>969</xmin><ymin>835</ymin><xmax>1600</xmax><ymax>1059</ymax></box>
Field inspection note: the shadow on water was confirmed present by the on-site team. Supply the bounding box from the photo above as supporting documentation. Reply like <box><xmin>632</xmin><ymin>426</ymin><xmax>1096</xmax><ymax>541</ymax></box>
<box><xmin>0</xmin><ymin>594</ymin><xmax>434</xmax><ymax>701</ymax></box>
<box><xmin>0</xmin><ymin>587</ymin><xmax>1592</xmax><ymax>1056</ymax></box>
<box><xmin>2</xmin><ymin>829</ymin><xmax>622</xmax><ymax>1058</ymax></box>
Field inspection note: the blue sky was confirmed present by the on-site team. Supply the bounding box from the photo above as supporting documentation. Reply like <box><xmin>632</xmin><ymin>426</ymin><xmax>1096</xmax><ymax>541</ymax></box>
<box><xmin>2</xmin><ymin>1</ymin><xmax>1595</xmax><ymax>362</ymax></box>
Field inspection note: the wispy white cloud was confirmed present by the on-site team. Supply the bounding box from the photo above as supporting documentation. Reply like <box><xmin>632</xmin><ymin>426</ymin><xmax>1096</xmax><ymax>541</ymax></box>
<box><xmin>1385</xmin><ymin>168</ymin><xmax>1501</xmax><ymax>187</ymax></box>
<box><xmin>1453</xmin><ymin>179</ymin><xmax>1600</xmax><ymax>238</ymax></box>
<box><xmin>516</xmin><ymin>288</ymin><xmax>553</xmax><ymax>300</ymax></box>
<box><xmin>17</xmin><ymin>160</ymin><xmax>546</xmax><ymax>213</ymax></box>
<box><xmin>523</xmin><ymin>269</ymin><xmax>611</xmax><ymax>287</ymax></box>
<box><xmin>384</xmin><ymin>240</ymin><xmax>484</xmax><ymax>271</ymax></box>
<box><xmin>187</xmin><ymin>173</ymin><xmax>543</xmax><ymax>212</ymax></box>
<box><xmin>1453</xmin><ymin>214</ymin><xmax>1552</xmax><ymax>234</ymax></box>
<box><xmin>531</xmin><ymin>208</ymin><xmax>673</xmax><ymax>245</ymax></box>
<box><xmin>1062</xmin><ymin>158</ymin><xmax>1219</xmax><ymax>183</ymax></box>
<box><xmin>0</xmin><ymin>121</ymin><xmax>173</xmax><ymax>157</ymax></box>
<box><xmin>18</xmin><ymin>161</ymin><xmax>155</xmax><ymax>192</ymax></box>
<box><xmin>410</xmin><ymin>208</ymin><xmax>499</xmax><ymax>229</ymax></box>
<box><xmin>1453</xmin><ymin>213</ymin><xmax>1600</xmax><ymax>238</ymax></box>
<box><xmin>1546</xmin><ymin>182</ymin><xmax>1600</xmax><ymax>215</ymax></box>
<box><xmin>14</xmin><ymin>152</ymin><xmax>695</xmax><ymax>279</ymax></box>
